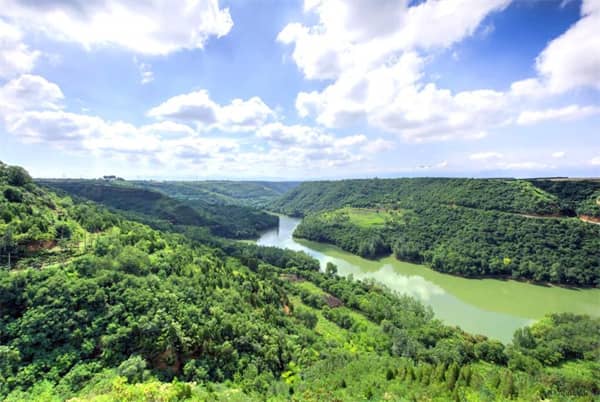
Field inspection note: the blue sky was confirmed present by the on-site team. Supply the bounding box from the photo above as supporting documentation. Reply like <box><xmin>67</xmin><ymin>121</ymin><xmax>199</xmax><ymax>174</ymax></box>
<box><xmin>0</xmin><ymin>0</ymin><xmax>599</xmax><ymax>179</ymax></box>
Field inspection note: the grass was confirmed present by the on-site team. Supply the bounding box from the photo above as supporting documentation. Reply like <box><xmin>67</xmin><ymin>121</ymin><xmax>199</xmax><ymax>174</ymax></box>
<box><xmin>295</xmin><ymin>280</ymin><xmax>327</xmax><ymax>295</ymax></box>
<box><xmin>289</xmin><ymin>295</ymin><xmax>347</xmax><ymax>344</ymax></box>
<box><xmin>321</xmin><ymin>207</ymin><xmax>402</xmax><ymax>228</ymax></box>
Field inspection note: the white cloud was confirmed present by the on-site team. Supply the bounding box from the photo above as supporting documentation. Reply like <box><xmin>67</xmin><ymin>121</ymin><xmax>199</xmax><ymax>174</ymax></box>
<box><xmin>1</xmin><ymin>0</ymin><xmax>233</xmax><ymax>55</ymax></box>
<box><xmin>368</xmin><ymin>84</ymin><xmax>507</xmax><ymax>142</ymax></box>
<box><xmin>218</xmin><ymin>97</ymin><xmax>276</xmax><ymax>132</ymax></box>
<box><xmin>469</xmin><ymin>152</ymin><xmax>503</xmax><ymax>161</ymax></box>
<box><xmin>148</xmin><ymin>90</ymin><xmax>275</xmax><ymax>132</ymax></box>
<box><xmin>591</xmin><ymin>156</ymin><xmax>600</xmax><ymax>166</ymax></box>
<box><xmin>0</xmin><ymin>20</ymin><xmax>39</xmax><ymax>79</ymax></box>
<box><xmin>139</xmin><ymin>121</ymin><xmax>196</xmax><ymax>138</ymax></box>
<box><xmin>512</xmin><ymin>0</ymin><xmax>600</xmax><ymax>96</ymax></box>
<box><xmin>281</xmin><ymin>0</ymin><xmax>513</xmax><ymax>142</ymax></box>
<box><xmin>535</xmin><ymin>0</ymin><xmax>600</xmax><ymax>93</ymax></box>
<box><xmin>364</xmin><ymin>138</ymin><xmax>395</xmax><ymax>153</ymax></box>
<box><xmin>0</xmin><ymin>74</ymin><xmax>64</xmax><ymax>114</ymax></box>
<box><xmin>148</xmin><ymin>90</ymin><xmax>218</xmax><ymax>124</ymax></box>
<box><xmin>517</xmin><ymin>104</ymin><xmax>600</xmax><ymax>125</ymax></box>
<box><xmin>134</xmin><ymin>57</ymin><xmax>154</xmax><ymax>84</ymax></box>
<box><xmin>552</xmin><ymin>151</ymin><xmax>566</xmax><ymax>159</ymax></box>
<box><xmin>279</xmin><ymin>0</ymin><xmax>509</xmax><ymax>80</ymax></box>
<box><xmin>1</xmin><ymin>73</ymin><xmax>389</xmax><ymax>175</ymax></box>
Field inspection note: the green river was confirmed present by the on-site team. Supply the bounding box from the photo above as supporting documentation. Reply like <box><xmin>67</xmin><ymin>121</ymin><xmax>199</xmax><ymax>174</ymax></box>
<box><xmin>257</xmin><ymin>215</ymin><xmax>600</xmax><ymax>344</ymax></box>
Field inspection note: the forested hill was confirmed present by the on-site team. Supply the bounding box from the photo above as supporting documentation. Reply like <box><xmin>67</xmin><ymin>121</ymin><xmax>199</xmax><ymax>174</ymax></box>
<box><xmin>271</xmin><ymin>178</ymin><xmax>600</xmax><ymax>287</ymax></box>
<box><xmin>270</xmin><ymin>178</ymin><xmax>565</xmax><ymax>217</ymax></box>
<box><xmin>131</xmin><ymin>180</ymin><xmax>300</xmax><ymax>208</ymax></box>
<box><xmin>38</xmin><ymin>179</ymin><xmax>277</xmax><ymax>239</ymax></box>
<box><xmin>528</xmin><ymin>178</ymin><xmax>600</xmax><ymax>218</ymax></box>
<box><xmin>1</xmin><ymin>161</ymin><xmax>600</xmax><ymax>401</ymax></box>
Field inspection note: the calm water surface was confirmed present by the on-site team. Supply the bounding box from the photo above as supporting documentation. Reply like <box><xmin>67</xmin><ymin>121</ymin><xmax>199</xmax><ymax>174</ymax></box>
<box><xmin>257</xmin><ymin>215</ymin><xmax>600</xmax><ymax>343</ymax></box>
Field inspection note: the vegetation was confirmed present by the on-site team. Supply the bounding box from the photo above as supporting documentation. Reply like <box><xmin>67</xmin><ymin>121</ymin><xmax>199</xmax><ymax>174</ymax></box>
<box><xmin>131</xmin><ymin>180</ymin><xmax>300</xmax><ymax>208</ymax></box>
<box><xmin>528</xmin><ymin>178</ymin><xmax>600</xmax><ymax>217</ymax></box>
<box><xmin>2</xmin><ymin>162</ymin><xmax>599</xmax><ymax>401</ymax></box>
<box><xmin>274</xmin><ymin>178</ymin><xmax>600</xmax><ymax>286</ymax></box>
<box><xmin>577</xmin><ymin>191</ymin><xmax>600</xmax><ymax>219</ymax></box>
<box><xmin>38</xmin><ymin>179</ymin><xmax>278</xmax><ymax>239</ymax></box>
<box><xmin>271</xmin><ymin>178</ymin><xmax>564</xmax><ymax>216</ymax></box>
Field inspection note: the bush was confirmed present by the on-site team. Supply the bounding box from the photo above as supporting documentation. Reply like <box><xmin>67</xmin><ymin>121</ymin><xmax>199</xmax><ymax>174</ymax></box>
<box><xmin>117</xmin><ymin>356</ymin><xmax>147</xmax><ymax>384</ymax></box>
<box><xmin>3</xmin><ymin>188</ymin><xmax>23</xmax><ymax>203</ymax></box>
<box><xmin>6</xmin><ymin>166</ymin><xmax>32</xmax><ymax>187</ymax></box>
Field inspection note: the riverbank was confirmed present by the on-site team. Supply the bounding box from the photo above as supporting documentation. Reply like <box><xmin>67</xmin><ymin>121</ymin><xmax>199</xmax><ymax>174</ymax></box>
<box><xmin>258</xmin><ymin>215</ymin><xmax>600</xmax><ymax>343</ymax></box>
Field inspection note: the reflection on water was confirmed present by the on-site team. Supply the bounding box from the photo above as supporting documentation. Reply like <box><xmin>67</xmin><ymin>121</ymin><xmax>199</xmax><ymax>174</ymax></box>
<box><xmin>258</xmin><ymin>215</ymin><xmax>600</xmax><ymax>344</ymax></box>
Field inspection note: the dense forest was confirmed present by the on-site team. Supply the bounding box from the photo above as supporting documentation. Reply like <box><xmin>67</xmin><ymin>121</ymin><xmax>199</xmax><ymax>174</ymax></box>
<box><xmin>131</xmin><ymin>180</ymin><xmax>300</xmax><ymax>208</ymax></box>
<box><xmin>38</xmin><ymin>179</ymin><xmax>278</xmax><ymax>239</ymax></box>
<box><xmin>2</xmin><ymin>162</ymin><xmax>599</xmax><ymax>401</ymax></box>
<box><xmin>271</xmin><ymin>178</ymin><xmax>567</xmax><ymax>216</ymax></box>
<box><xmin>528</xmin><ymin>179</ymin><xmax>600</xmax><ymax>217</ymax></box>
<box><xmin>273</xmin><ymin>178</ymin><xmax>600</xmax><ymax>287</ymax></box>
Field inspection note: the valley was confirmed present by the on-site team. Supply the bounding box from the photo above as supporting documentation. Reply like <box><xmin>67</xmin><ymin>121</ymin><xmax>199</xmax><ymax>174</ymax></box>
<box><xmin>1</xmin><ymin>162</ymin><xmax>599</xmax><ymax>401</ymax></box>
<box><xmin>258</xmin><ymin>215</ymin><xmax>600</xmax><ymax>343</ymax></box>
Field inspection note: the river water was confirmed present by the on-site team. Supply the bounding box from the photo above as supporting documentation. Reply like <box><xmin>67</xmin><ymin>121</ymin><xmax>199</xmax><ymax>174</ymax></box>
<box><xmin>257</xmin><ymin>215</ymin><xmax>600</xmax><ymax>343</ymax></box>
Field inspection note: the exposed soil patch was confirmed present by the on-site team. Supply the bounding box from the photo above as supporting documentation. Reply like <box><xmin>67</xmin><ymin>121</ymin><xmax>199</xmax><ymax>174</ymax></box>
<box><xmin>324</xmin><ymin>294</ymin><xmax>343</xmax><ymax>308</ymax></box>
<box><xmin>580</xmin><ymin>215</ymin><xmax>600</xmax><ymax>225</ymax></box>
<box><xmin>280</xmin><ymin>273</ymin><xmax>304</xmax><ymax>282</ymax></box>
<box><xmin>151</xmin><ymin>347</ymin><xmax>181</xmax><ymax>374</ymax></box>
<box><xmin>24</xmin><ymin>240</ymin><xmax>58</xmax><ymax>253</ymax></box>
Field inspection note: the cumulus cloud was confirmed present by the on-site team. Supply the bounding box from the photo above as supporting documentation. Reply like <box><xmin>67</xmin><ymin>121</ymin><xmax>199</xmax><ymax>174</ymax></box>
<box><xmin>0</xmin><ymin>74</ymin><xmax>64</xmax><ymax>113</ymax></box>
<box><xmin>0</xmin><ymin>0</ymin><xmax>233</xmax><ymax>55</ymax></box>
<box><xmin>517</xmin><ymin>105</ymin><xmax>600</xmax><ymax>125</ymax></box>
<box><xmin>282</xmin><ymin>0</ymin><xmax>600</xmax><ymax>144</ymax></box>
<box><xmin>0</xmin><ymin>20</ymin><xmax>39</xmax><ymax>79</ymax></box>
<box><xmin>591</xmin><ymin>156</ymin><xmax>600</xmax><ymax>166</ymax></box>
<box><xmin>535</xmin><ymin>0</ymin><xmax>600</xmax><ymax>93</ymax></box>
<box><xmin>511</xmin><ymin>0</ymin><xmax>600</xmax><ymax>96</ymax></box>
<box><xmin>278</xmin><ymin>0</ymin><xmax>509</xmax><ymax>80</ymax></box>
<box><xmin>0</xmin><ymin>74</ymin><xmax>239</xmax><ymax>167</ymax></box>
<box><xmin>148</xmin><ymin>90</ymin><xmax>275</xmax><ymax>132</ymax></box>
<box><xmin>1</xmin><ymin>73</ymin><xmax>388</xmax><ymax>175</ymax></box>
<box><xmin>552</xmin><ymin>151</ymin><xmax>566</xmax><ymax>158</ymax></box>
<box><xmin>281</xmin><ymin>0</ymin><xmax>513</xmax><ymax>142</ymax></box>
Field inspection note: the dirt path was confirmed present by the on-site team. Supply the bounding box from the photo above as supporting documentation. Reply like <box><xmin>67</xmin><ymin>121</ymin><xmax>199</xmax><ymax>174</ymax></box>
<box><xmin>580</xmin><ymin>215</ymin><xmax>600</xmax><ymax>225</ymax></box>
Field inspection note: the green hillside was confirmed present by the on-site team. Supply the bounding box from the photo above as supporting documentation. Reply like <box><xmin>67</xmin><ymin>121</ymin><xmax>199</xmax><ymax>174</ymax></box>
<box><xmin>38</xmin><ymin>179</ymin><xmax>277</xmax><ymax>239</ymax></box>
<box><xmin>271</xmin><ymin>178</ymin><xmax>600</xmax><ymax>286</ymax></box>
<box><xmin>528</xmin><ymin>178</ymin><xmax>600</xmax><ymax>216</ymax></box>
<box><xmin>132</xmin><ymin>180</ymin><xmax>300</xmax><ymax>208</ymax></box>
<box><xmin>2</xmin><ymin>162</ymin><xmax>599</xmax><ymax>401</ymax></box>
<box><xmin>271</xmin><ymin>178</ymin><xmax>564</xmax><ymax>217</ymax></box>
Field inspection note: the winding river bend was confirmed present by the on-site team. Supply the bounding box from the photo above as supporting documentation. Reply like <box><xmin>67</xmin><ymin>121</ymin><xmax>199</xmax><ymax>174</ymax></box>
<box><xmin>258</xmin><ymin>215</ymin><xmax>600</xmax><ymax>343</ymax></box>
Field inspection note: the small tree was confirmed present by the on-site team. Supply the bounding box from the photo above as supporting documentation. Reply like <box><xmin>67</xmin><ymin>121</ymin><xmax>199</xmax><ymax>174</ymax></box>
<box><xmin>0</xmin><ymin>227</ymin><xmax>16</xmax><ymax>269</ymax></box>
<box><xmin>6</xmin><ymin>166</ymin><xmax>32</xmax><ymax>186</ymax></box>
<box><xmin>325</xmin><ymin>262</ymin><xmax>338</xmax><ymax>276</ymax></box>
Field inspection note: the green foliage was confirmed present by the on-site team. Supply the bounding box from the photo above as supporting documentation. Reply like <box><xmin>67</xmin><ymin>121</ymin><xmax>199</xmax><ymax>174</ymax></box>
<box><xmin>132</xmin><ymin>179</ymin><xmax>300</xmax><ymax>208</ymax></box>
<box><xmin>511</xmin><ymin>313</ymin><xmax>600</xmax><ymax>366</ymax></box>
<box><xmin>280</xmin><ymin>179</ymin><xmax>600</xmax><ymax>286</ymax></box>
<box><xmin>5</xmin><ymin>165</ymin><xmax>32</xmax><ymax>187</ymax></box>
<box><xmin>271</xmin><ymin>177</ymin><xmax>563</xmax><ymax>216</ymax></box>
<box><xmin>3</xmin><ymin>187</ymin><xmax>23</xmax><ymax>203</ymax></box>
<box><xmin>1</xmin><ymin>162</ymin><xmax>599</xmax><ymax>401</ymax></box>
<box><xmin>38</xmin><ymin>179</ymin><xmax>278</xmax><ymax>239</ymax></box>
